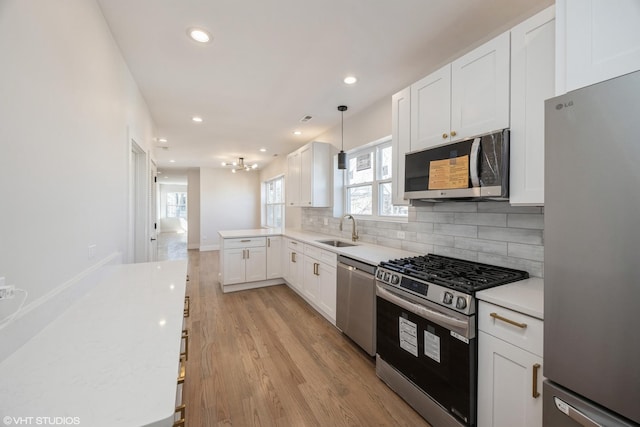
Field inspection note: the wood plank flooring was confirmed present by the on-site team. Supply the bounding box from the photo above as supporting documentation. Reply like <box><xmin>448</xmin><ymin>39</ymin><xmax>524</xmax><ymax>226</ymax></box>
<box><xmin>182</xmin><ymin>250</ymin><xmax>431</xmax><ymax>427</ymax></box>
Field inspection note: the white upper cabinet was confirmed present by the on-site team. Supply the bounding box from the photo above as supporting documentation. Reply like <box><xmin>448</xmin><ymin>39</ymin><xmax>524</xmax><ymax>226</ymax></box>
<box><xmin>451</xmin><ymin>32</ymin><xmax>511</xmax><ymax>141</ymax></box>
<box><xmin>391</xmin><ymin>87</ymin><xmax>411</xmax><ymax>206</ymax></box>
<box><xmin>557</xmin><ymin>0</ymin><xmax>640</xmax><ymax>94</ymax></box>
<box><xmin>286</xmin><ymin>141</ymin><xmax>332</xmax><ymax>207</ymax></box>
<box><xmin>409</xmin><ymin>32</ymin><xmax>510</xmax><ymax>154</ymax></box>
<box><xmin>509</xmin><ymin>6</ymin><xmax>556</xmax><ymax>206</ymax></box>
<box><xmin>410</xmin><ymin>64</ymin><xmax>452</xmax><ymax>150</ymax></box>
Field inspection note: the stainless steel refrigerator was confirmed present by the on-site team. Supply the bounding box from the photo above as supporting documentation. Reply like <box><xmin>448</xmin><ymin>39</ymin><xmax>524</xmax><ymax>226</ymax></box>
<box><xmin>544</xmin><ymin>70</ymin><xmax>640</xmax><ymax>426</ymax></box>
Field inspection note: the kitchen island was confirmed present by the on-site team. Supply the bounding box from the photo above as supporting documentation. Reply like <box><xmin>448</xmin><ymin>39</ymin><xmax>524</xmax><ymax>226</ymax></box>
<box><xmin>0</xmin><ymin>260</ymin><xmax>188</xmax><ymax>427</ymax></box>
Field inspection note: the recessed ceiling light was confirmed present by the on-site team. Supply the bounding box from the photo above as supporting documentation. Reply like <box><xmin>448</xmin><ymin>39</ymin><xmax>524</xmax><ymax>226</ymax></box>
<box><xmin>158</xmin><ymin>138</ymin><xmax>168</xmax><ymax>143</ymax></box>
<box><xmin>344</xmin><ymin>76</ymin><xmax>358</xmax><ymax>85</ymax></box>
<box><xmin>188</xmin><ymin>28</ymin><xmax>212</xmax><ymax>43</ymax></box>
<box><xmin>259</xmin><ymin>148</ymin><xmax>267</xmax><ymax>152</ymax></box>
<box><xmin>192</xmin><ymin>116</ymin><xmax>203</xmax><ymax>123</ymax></box>
<box><xmin>293</xmin><ymin>130</ymin><xmax>302</xmax><ymax>135</ymax></box>
<box><xmin>169</xmin><ymin>159</ymin><xmax>176</xmax><ymax>163</ymax></box>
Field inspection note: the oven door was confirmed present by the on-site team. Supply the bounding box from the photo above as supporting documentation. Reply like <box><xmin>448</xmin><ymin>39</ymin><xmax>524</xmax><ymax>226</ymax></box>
<box><xmin>376</xmin><ymin>283</ymin><xmax>476</xmax><ymax>426</ymax></box>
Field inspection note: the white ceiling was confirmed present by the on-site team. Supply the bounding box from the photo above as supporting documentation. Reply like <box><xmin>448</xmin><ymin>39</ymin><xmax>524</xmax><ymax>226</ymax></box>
<box><xmin>97</xmin><ymin>0</ymin><xmax>552</xmax><ymax>172</ymax></box>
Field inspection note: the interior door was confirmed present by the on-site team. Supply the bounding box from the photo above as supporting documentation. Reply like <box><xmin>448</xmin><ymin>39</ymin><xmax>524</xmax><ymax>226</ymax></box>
<box><xmin>149</xmin><ymin>160</ymin><xmax>158</xmax><ymax>262</ymax></box>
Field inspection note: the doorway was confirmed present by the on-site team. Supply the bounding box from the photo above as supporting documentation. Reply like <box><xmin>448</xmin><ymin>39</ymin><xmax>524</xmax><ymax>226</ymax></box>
<box><xmin>129</xmin><ymin>139</ymin><xmax>150</xmax><ymax>263</ymax></box>
<box><xmin>157</xmin><ymin>170</ymin><xmax>188</xmax><ymax>261</ymax></box>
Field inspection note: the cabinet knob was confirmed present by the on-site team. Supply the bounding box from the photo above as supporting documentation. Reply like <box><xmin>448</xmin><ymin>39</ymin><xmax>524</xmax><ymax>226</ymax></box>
<box><xmin>442</xmin><ymin>133</ymin><xmax>448</xmax><ymax>139</ymax></box>
<box><xmin>450</xmin><ymin>130</ymin><xmax>457</xmax><ymax>137</ymax></box>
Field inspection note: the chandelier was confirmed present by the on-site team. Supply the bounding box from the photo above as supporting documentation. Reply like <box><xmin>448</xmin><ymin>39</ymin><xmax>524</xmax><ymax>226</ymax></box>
<box><xmin>221</xmin><ymin>157</ymin><xmax>258</xmax><ymax>173</ymax></box>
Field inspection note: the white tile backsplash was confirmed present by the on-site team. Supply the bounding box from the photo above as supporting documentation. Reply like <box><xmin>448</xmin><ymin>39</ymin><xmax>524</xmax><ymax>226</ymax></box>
<box><xmin>302</xmin><ymin>201</ymin><xmax>545</xmax><ymax>277</ymax></box>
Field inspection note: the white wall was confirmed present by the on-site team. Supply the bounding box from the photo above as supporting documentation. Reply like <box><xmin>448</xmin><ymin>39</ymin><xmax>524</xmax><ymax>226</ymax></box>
<box><xmin>199</xmin><ymin>168</ymin><xmax>261</xmax><ymax>250</ymax></box>
<box><xmin>0</xmin><ymin>1</ymin><xmax>155</xmax><ymax>328</ymax></box>
<box><xmin>187</xmin><ymin>169</ymin><xmax>201</xmax><ymax>249</ymax></box>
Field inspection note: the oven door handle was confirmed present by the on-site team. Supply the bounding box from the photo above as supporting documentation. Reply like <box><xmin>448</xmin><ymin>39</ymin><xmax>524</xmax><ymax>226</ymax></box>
<box><xmin>376</xmin><ymin>284</ymin><xmax>470</xmax><ymax>334</ymax></box>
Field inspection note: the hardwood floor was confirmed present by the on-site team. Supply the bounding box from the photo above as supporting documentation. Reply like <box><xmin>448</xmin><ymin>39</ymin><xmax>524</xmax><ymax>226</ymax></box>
<box><xmin>182</xmin><ymin>250</ymin><xmax>432</xmax><ymax>427</ymax></box>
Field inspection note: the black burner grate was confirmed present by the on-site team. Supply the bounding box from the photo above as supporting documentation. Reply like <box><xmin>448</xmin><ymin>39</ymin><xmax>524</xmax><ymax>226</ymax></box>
<box><xmin>379</xmin><ymin>254</ymin><xmax>528</xmax><ymax>293</ymax></box>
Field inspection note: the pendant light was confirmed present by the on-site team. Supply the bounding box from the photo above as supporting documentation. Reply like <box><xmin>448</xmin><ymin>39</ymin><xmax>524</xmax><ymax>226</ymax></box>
<box><xmin>337</xmin><ymin>105</ymin><xmax>348</xmax><ymax>169</ymax></box>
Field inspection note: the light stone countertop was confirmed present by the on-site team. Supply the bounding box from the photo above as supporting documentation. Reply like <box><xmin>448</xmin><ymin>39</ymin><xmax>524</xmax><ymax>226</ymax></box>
<box><xmin>476</xmin><ymin>277</ymin><xmax>544</xmax><ymax>320</ymax></box>
<box><xmin>0</xmin><ymin>260</ymin><xmax>188</xmax><ymax>427</ymax></box>
<box><xmin>219</xmin><ymin>228</ymin><xmax>420</xmax><ymax>266</ymax></box>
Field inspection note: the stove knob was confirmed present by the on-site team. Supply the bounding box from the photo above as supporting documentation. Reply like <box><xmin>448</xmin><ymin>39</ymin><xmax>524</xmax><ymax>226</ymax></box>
<box><xmin>391</xmin><ymin>274</ymin><xmax>400</xmax><ymax>285</ymax></box>
<box><xmin>384</xmin><ymin>272</ymin><xmax>391</xmax><ymax>282</ymax></box>
<box><xmin>376</xmin><ymin>270</ymin><xmax>384</xmax><ymax>280</ymax></box>
<box><xmin>456</xmin><ymin>297</ymin><xmax>467</xmax><ymax>310</ymax></box>
<box><xmin>443</xmin><ymin>292</ymin><xmax>454</xmax><ymax>305</ymax></box>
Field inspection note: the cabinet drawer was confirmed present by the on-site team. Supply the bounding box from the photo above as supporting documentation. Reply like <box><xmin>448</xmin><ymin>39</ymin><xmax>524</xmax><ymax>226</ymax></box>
<box><xmin>224</xmin><ymin>237</ymin><xmax>266</xmax><ymax>249</ymax></box>
<box><xmin>287</xmin><ymin>239</ymin><xmax>301</xmax><ymax>250</ymax></box>
<box><xmin>478</xmin><ymin>301</ymin><xmax>543</xmax><ymax>357</ymax></box>
<box><xmin>304</xmin><ymin>244</ymin><xmax>337</xmax><ymax>267</ymax></box>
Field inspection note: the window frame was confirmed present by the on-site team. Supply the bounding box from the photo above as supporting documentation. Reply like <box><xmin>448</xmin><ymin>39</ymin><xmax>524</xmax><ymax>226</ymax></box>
<box><xmin>344</xmin><ymin>136</ymin><xmax>408</xmax><ymax>221</ymax></box>
<box><xmin>262</xmin><ymin>174</ymin><xmax>285</xmax><ymax>229</ymax></box>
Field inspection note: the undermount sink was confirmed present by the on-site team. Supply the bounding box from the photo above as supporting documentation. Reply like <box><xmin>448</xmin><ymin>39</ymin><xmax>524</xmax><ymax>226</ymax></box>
<box><xmin>316</xmin><ymin>239</ymin><xmax>357</xmax><ymax>248</ymax></box>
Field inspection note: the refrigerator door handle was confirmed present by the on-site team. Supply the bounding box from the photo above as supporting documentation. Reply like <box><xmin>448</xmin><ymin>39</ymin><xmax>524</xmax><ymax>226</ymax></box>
<box><xmin>554</xmin><ymin>397</ymin><xmax>603</xmax><ymax>427</ymax></box>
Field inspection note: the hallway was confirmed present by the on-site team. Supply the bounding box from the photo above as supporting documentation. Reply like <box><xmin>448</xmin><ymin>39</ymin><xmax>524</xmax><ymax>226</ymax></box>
<box><xmin>157</xmin><ymin>231</ymin><xmax>188</xmax><ymax>261</ymax></box>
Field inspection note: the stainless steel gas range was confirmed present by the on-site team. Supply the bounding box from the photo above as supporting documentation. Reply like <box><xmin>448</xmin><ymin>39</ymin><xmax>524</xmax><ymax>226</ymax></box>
<box><xmin>375</xmin><ymin>254</ymin><xmax>529</xmax><ymax>427</ymax></box>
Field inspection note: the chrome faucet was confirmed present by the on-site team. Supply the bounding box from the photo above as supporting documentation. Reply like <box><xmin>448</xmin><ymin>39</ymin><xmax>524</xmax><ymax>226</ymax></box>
<box><xmin>340</xmin><ymin>214</ymin><xmax>359</xmax><ymax>242</ymax></box>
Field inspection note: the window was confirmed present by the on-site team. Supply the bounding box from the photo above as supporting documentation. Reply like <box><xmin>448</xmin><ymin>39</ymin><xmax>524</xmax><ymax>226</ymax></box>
<box><xmin>345</xmin><ymin>139</ymin><xmax>408</xmax><ymax>219</ymax></box>
<box><xmin>166</xmin><ymin>192</ymin><xmax>187</xmax><ymax>218</ymax></box>
<box><xmin>263</xmin><ymin>175</ymin><xmax>285</xmax><ymax>228</ymax></box>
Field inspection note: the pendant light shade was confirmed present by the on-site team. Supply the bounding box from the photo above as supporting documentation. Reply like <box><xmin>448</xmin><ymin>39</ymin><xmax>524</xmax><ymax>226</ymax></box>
<box><xmin>337</xmin><ymin>105</ymin><xmax>348</xmax><ymax>170</ymax></box>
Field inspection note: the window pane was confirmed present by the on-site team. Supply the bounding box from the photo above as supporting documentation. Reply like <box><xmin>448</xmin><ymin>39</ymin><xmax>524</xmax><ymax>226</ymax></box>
<box><xmin>266</xmin><ymin>205</ymin><xmax>274</xmax><ymax>227</ymax></box>
<box><xmin>274</xmin><ymin>205</ymin><xmax>283</xmax><ymax>228</ymax></box>
<box><xmin>379</xmin><ymin>183</ymin><xmax>408</xmax><ymax>216</ymax></box>
<box><xmin>379</xmin><ymin>145</ymin><xmax>392</xmax><ymax>180</ymax></box>
<box><xmin>347</xmin><ymin>186</ymin><xmax>372</xmax><ymax>215</ymax></box>
<box><xmin>348</xmin><ymin>152</ymin><xmax>373</xmax><ymax>185</ymax></box>
<box><xmin>274</xmin><ymin>178</ymin><xmax>283</xmax><ymax>202</ymax></box>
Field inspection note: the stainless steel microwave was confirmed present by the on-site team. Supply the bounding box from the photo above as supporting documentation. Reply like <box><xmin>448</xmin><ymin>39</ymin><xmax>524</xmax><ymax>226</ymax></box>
<box><xmin>404</xmin><ymin>129</ymin><xmax>509</xmax><ymax>201</ymax></box>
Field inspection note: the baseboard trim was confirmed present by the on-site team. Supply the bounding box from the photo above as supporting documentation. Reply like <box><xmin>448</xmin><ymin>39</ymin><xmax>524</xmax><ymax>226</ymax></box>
<box><xmin>199</xmin><ymin>244</ymin><xmax>220</xmax><ymax>251</ymax></box>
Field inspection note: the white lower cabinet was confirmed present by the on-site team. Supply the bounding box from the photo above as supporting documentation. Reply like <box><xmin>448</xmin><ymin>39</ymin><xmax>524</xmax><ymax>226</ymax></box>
<box><xmin>478</xmin><ymin>301</ymin><xmax>544</xmax><ymax>427</ymax></box>
<box><xmin>300</xmin><ymin>244</ymin><xmax>337</xmax><ymax>324</ymax></box>
<box><xmin>219</xmin><ymin>237</ymin><xmax>267</xmax><ymax>286</ymax></box>
<box><xmin>285</xmin><ymin>239</ymin><xmax>303</xmax><ymax>292</ymax></box>
<box><xmin>266</xmin><ymin>236</ymin><xmax>282</xmax><ymax>279</ymax></box>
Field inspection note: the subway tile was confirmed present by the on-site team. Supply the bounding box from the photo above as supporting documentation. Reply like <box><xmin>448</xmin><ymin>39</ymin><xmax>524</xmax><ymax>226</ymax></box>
<box><xmin>434</xmin><ymin>223</ymin><xmax>478</xmax><ymax>238</ymax></box>
<box><xmin>416</xmin><ymin>232</ymin><xmax>455</xmax><ymax>247</ymax></box>
<box><xmin>401</xmin><ymin>241</ymin><xmax>433</xmax><ymax>254</ymax></box>
<box><xmin>478</xmin><ymin>202</ymin><xmax>543</xmax><ymax>214</ymax></box>
<box><xmin>478</xmin><ymin>226</ymin><xmax>543</xmax><ymax>245</ymax></box>
<box><xmin>433</xmin><ymin>201</ymin><xmax>478</xmax><ymax>213</ymax></box>
<box><xmin>477</xmin><ymin>253</ymin><xmax>544</xmax><ymax>278</ymax></box>
<box><xmin>415</xmin><ymin>211</ymin><xmax>455</xmax><ymax>224</ymax></box>
<box><xmin>508</xmin><ymin>243</ymin><xmax>544</xmax><ymax>262</ymax></box>
<box><xmin>507</xmin><ymin>214</ymin><xmax>544</xmax><ymax>230</ymax></box>
<box><xmin>411</xmin><ymin>201</ymin><xmax>435</xmax><ymax>211</ymax></box>
<box><xmin>433</xmin><ymin>246</ymin><xmax>478</xmax><ymax>261</ymax></box>
<box><xmin>454</xmin><ymin>237</ymin><xmax>507</xmax><ymax>256</ymax></box>
<box><xmin>375</xmin><ymin>237</ymin><xmax>403</xmax><ymax>249</ymax></box>
<box><xmin>454</xmin><ymin>212</ymin><xmax>507</xmax><ymax>227</ymax></box>
<box><xmin>404</xmin><ymin>221</ymin><xmax>434</xmax><ymax>233</ymax></box>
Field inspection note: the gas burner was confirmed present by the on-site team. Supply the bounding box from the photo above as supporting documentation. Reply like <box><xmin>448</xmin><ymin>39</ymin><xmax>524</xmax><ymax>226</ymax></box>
<box><xmin>379</xmin><ymin>254</ymin><xmax>529</xmax><ymax>293</ymax></box>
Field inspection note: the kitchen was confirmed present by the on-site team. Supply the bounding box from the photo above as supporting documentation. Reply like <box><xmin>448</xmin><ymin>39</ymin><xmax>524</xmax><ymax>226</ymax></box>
<box><xmin>1</xmin><ymin>1</ymin><xmax>640</xmax><ymax>426</ymax></box>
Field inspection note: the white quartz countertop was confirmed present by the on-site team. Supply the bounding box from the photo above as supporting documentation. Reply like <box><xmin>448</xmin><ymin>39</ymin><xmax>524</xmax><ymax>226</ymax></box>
<box><xmin>0</xmin><ymin>260</ymin><xmax>188</xmax><ymax>427</ymax></box>
<box><xmin>219</xmin><ymin>228</ymin><xmax>419</xmax><ymax>266</ymax></box>
<box><xmin>476</xmin><ymin>277</ymin><xmax>544</xmax><ymax>320</ymax></box>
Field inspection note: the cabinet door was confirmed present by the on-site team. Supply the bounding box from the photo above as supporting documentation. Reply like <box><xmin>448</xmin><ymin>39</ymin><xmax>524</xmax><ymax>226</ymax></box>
<box><xmin>287</xmin><ymin>249</ymin><xmax>303</xmax><ymax>291</ymax></box>
<box><xmin>266</xmin><ymin>237</ymin><xmax>282</xmax><ymax>279</ymax></box>
<box><xmin>451</xmin><ymin>32</ymin><xmax>510</xmax><ymax>141</ymax></box>
<box><xmin>299</xmin><ymin>144</ymin><xmax>313</xmax><ymax>206</ymax></box>
<box><xmin>509</xmin><ymin>6</ymin><xmax>555</xmax><ymax>206</ymax></box>
<box><xmin>559</xmin><ymin>0</ymin><xmax>640</xmax><ymax>93</ymax></box>
<box><xmin>410</xmin><ymin>64</ymin><xmax>452</xmax><ymax>151</ymax></box>
<box><xmin>286</xmin><ymin>151</ymin><xmax>301</xmax><ymax>206</ymax></box>
<box><xmin>222</xmin><ymin>249</ymin><xmax>245</xmax><ymax>285</ymax></box>
<box><xmin>391</xmin><ymin>87</ymin><xmax>411</xmax><ymax>206</ymax></box>
<box><xmin>244</xmin><ymin>246</ymin><xmax>267</xmax><ymax>283</ymax></box>
<box><xmin>317</xmin><ymin>263</ymin><xmax>337</xmax><ymax>323</ymax></box>
<box><xmin>478</xmin><ymin>331</ymin><xmax>544</xmax><ymax>427</ymax></box>
<box><xmin>303</xmin><ymin>256</ymin><xmax>319</xmax><ymax>301</ymax></box>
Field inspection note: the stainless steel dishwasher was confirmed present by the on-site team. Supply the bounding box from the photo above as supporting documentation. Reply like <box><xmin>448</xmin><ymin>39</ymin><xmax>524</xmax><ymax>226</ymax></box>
<box><xmin>336</xmin><ymin>255</ymin><xmax>377</xmax><ymax>356</ymax></box>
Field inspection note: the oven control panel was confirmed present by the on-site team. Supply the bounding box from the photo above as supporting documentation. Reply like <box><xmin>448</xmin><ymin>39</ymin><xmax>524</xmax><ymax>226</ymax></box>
<box><xmin>376</xmin><ymin>267</ymin><xmax>474</xmax><ymax>315</ymax></box>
